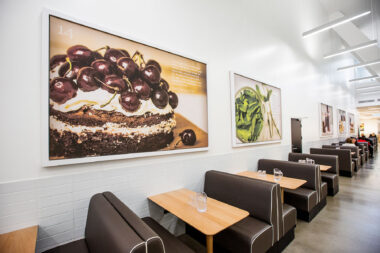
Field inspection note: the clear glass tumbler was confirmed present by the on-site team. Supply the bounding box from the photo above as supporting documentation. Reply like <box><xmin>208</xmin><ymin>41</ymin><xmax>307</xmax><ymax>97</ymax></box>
<box><xmin>196</xmin><ymin>192</ymin><xmax>207</xmax><ymax>212</ymax></box>
<box><xmin>274</xmin><ymin>168</ymin><xmax>283</xmax><ymax>182</ymax></box>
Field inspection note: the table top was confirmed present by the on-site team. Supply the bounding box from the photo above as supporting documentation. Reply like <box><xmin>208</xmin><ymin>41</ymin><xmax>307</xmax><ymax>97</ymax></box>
<box><xmin>237</xmin><ymin>171</ymin><xmax>307</xmax><ymax>190</ymax></box>
<box><xmin>148</xmin><ymin>188</ymin><xmax>249</xmax><ymax>236</ymax></box>
<box><xmin>319</xmin><ymin>165</ymin><xmax>331</xmax><ymax>171</ymax></box>
<box><xmin>0</xmin><ymin>226</ymin><xmax>38</xmax><ymax>253</ymax></box>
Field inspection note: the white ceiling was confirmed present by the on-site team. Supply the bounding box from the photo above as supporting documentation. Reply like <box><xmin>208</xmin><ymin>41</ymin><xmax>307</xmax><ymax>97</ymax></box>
<box><xmin>318</xmin><ymin>0</ymin><xmax>380</xmax><ymax>106</ymax></box>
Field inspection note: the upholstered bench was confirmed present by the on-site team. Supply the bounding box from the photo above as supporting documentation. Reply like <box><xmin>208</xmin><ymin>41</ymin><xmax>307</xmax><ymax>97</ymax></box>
<box><xmin>288</xmin><ymin>153</ymin><xmax>339</xmax><ymax>196</ymax></box>
<box><xmin>258</xmin><ymin>159</ymin><xmax>326</xmax><ymax>222</ymax></box>
<box><xmin>44</xmin><ymin>192</ymin><xmax>194</xmax><ymax>253</ymax></box>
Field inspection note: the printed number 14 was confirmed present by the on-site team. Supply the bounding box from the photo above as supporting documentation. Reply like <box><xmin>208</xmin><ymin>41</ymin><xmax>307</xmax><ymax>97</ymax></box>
<box><xmin>58</xmin><ymin>25</ymin><xmax>73</xmax><ymax>39</ymax></box>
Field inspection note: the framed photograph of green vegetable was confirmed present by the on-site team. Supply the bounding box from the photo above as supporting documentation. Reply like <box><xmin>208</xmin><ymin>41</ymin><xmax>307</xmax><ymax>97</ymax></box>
<box><xmin>230</xmin><ymin>72</ymin><xmax>282</xmax><ymax>147</ymax></box>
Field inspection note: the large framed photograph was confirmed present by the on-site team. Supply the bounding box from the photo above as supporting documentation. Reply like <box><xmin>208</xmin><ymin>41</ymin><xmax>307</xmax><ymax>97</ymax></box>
<box><xmin>230</xmin><ymin>72</ymin><xmax>282</xmax><ymax>147</ymax></box>
<box><xmin>348</xmin><ymin>113</ymin><xmax>356</xmax><ymax>134</ymax></box>
<box><xmin>337</xmin><ymin>109</ymin><xmax>346</xmax><ymax>136</ymax></box>
<box><xmin>320</xmin><ymin>103</ymin><xmax>334</xmax><ymax>137</ymax></box>
<box><xmin>42</xmin><ymin>9</ymin><xmax>208</xmax><ymax>166</ymax></box>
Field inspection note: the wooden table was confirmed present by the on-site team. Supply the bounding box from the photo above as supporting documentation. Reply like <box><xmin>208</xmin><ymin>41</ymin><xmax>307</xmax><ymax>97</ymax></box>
<box><xmin>237</xmin><ymin>171</ymin><xmax>306</xmax><ymax>203</ymax></box>
<box><xmin>0</xmin><ymin>226</ymin><xmax>38</xmax><ymax>253</ymax></box>
<box><xmin>148</xmin><ymin>188</ymin><xmax>249</xmax><ymax>253</ymax></box>
<box><xmin>319</xmin><ymin>165</ymin><xmax>331</xmax><ymax>171</ymax></box>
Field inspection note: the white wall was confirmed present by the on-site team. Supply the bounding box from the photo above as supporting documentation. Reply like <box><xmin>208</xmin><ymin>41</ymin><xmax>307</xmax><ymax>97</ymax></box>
<box><xmin>0</xmin><ymin>0</ymin><xmax>357</xmax><ymax>252</ymax></box>
<box><xmin>359</xmin><ymin>118</ymin><xmax>378</xmax><ymax>136</ymax></box>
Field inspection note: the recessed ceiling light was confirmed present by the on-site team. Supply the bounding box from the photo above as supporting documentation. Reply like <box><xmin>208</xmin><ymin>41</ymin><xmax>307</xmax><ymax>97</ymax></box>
<box><xmin>324</xmin><ymin>40</ymin><xmax>378</xmax><ymax>59</ymax></box>
<box><xmin>302</xmin><ymin>11</ymin><xmax>371</xmax><ymax>38</ymax></box>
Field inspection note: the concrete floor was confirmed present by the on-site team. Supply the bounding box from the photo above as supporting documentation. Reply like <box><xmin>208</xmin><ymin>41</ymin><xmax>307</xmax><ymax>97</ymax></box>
<box><xmin>180</xmin><ymin>152</ymin><xmax>380</xmax><ymax>252</ymax></box>
<box><xmin>284</xmin><ymin>152</ymin><xmax>380</xmax><ymax>253</ymax></box>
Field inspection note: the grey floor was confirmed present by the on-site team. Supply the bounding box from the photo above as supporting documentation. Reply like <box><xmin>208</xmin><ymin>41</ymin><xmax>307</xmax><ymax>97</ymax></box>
<box><xmin>180</xmin><ymin>151</ymin><xmax>380</xmax><ymax>253</ymax></box>
<box><xmin>284</xmin><ymin>152</ymin><xmax>380</xmax><ymax>253</ymax></box>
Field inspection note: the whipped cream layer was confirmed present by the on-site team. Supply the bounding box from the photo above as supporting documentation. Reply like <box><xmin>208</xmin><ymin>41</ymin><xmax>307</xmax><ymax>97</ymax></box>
<box><xmin>50</xmin><ymin>116</ymin><xmax>176</xmax><ymax>138</ymax></box>
<box><xmin>50</xmin><ymin>66</ymin><xmax>173</xmax><ymax>117</ymax></box>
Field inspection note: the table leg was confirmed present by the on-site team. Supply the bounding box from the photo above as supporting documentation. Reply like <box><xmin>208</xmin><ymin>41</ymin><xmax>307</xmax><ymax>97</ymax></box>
<box><xmin>206</xmin><ymin>235</ymin><xmax>213</xmax><ymax>253</ymax></box>
<box><xmin>281</xmin><ymin>188</ymin><xmax>284</xmax><ymax>203</ymax></box>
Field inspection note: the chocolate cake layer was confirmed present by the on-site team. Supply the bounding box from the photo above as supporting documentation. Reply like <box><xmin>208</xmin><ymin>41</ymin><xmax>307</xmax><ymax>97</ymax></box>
<box><xmin>50</xmin><ymin>106</ymin><xmax>174</xmax><ymax>127</ymax></box>
<box><xmin>49</xmin><ymin>129</ymin><xmax>174</xmax><ymax>159</ymax></box>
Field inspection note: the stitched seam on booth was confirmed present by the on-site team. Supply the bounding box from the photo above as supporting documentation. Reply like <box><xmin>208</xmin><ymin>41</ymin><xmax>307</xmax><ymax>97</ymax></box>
<box><xmin>146</xmin><ymin>236</ymin><xmax>166</xmax><ymax>253</ymax></box>
<box><xmin>250</xmin><ymin>226</ymin><xmax>272</xmax><ymax>252</ymax></box>
<box><xmin>130</xmin><ymin>241</ymin><xmax>146</xmax><ymax>253</ymax></box>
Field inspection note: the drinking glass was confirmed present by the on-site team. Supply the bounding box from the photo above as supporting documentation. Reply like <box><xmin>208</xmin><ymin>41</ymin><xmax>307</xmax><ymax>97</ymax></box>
<box><xmin>274</xmin><ymin>168</ymin><xmax>283</xmax><ymax>182</ymax></box>
<box><xmin>306</xmin><ymin>158</ymin><xmax>315</xmax><ymax>164</ymax></box>
<box><xmin>195</xmin><ymin>192</ymin><xmax>207</xmax><ymax>212</ymax></box>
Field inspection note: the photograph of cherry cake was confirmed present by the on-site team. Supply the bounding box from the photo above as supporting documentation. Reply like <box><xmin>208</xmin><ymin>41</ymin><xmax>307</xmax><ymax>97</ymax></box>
<box><xmin>48</xmin><ymin>15</ymin><xmax>208</xmax><ymax>161</ymax></box>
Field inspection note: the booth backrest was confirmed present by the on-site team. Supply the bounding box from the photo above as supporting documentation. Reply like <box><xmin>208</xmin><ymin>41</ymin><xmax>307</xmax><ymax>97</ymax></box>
<box><xmin>288</xmin><ymin>153</ymin><xmax>339</xmax><ymax>174</ymax></box>
<box><xmin>322</xmin><ymin>145</ymin><xmax>339</xmax><ymax>149</ymax></box>
<box><xmin>85</xmin><ymin>193</ymin><xmax>147</xmax><ymax>253</ymax></box>
<box><xmin>102</xmin><ymin>192</ymin><xmax>165</xmax><ymax>253</ymax></box>
<box><xmin>310</xmin><ymin>148</ymin><xmax>352</xmax><ymax>174</ymax></box>
<box><xmin>340</xmin><ymin>146</ymin><xmax>359</xmax><ymax>158</ymax></box>
<box><xmin>204</xmin><ymin>170</ymin><xmax>279</xmax><ymax>241</ymax></box>
<box><xmin>257</xmin><ymin>159</ymin><xmax>320</xmax><ymax>192</ymax></box>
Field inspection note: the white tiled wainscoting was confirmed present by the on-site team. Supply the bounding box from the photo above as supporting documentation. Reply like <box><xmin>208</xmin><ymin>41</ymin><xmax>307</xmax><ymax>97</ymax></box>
<box><xmin>0</xmin><ymin>139</ymin><xmax>338</xmax><ymax>252</ymax></box>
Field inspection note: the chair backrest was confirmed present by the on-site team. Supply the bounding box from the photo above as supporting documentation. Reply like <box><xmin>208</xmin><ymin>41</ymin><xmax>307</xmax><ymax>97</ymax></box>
<box><xmin>85</xmin><ymin>193</ymin><xmax>147</xmax><ymax>253</ymax></box>
<box><xmin>288</xmin><ymin>152</ymin><xmax>339</xmax><ymax>174</ymax></box>
<box><xmin>204</xmin><ymin>170</ymin><xmax>279</xmax><ymax>244</ymax></box>
<box><xmin>310</xmin><ymin>148</ymin><xmax>352</xmax><ymax>174</ymax></box>
<box><xmin>103</xmin><ymin>192</ymin><xmax>165</xmax><ymax>253</ymax></box>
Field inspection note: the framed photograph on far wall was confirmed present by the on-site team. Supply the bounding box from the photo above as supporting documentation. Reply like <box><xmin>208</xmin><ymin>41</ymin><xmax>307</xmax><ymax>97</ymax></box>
<box><xmin>230</xmin><ymin>72</ymin><xmax>282</xmax><ymax>147</ymax></box>
<box><xmin>320</xmin><ymin>103</ymin><xmax>334</xmax><ymax>137</ymax></box>
<box><xmin>42</xmin><ymin>9</ymin><xmax>208</xmax><ymax>166</ymax></box>
<box><xmin>337</xmin><ymin>109</ymin><xmax>347</xmax><ymax>136</ymax></box>
<box><xmin>348</xmin><ymin>113</ymin><xmax>356</xmax><ymax>134</ymax></box>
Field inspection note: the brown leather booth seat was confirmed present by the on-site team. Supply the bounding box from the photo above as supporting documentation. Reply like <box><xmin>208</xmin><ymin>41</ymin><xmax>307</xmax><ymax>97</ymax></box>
<box><xmin>358</xmin><ymin>142</ymin><xmax>370</xmax><ymax>161</ymax></box>
<box><xmin>310</xmin><ymin>148</ymin><xmax>354</xmax><ymax>177</ymax></box>
<box><xmin>288</xmin><ymin>153</ymin><xmax>339</xmax><ymax>196</ymax></box>
<box><xmin>258</xmin><ymin>159</ymin><xmax>326</xmax><ymax>222</ymax></box>
<box><xmin>204</xmin><ymin>170</ymin><xmax>296</xmax><ymax>252</ymax></box>
<box><xmin>44</xmin><ymin>192</ymin><xmax>194</xmax><ymax>253</ymax></box>
<box><xmin>339</xmin><ymin>146</ymin><xmax>361</xmax><ymax>172</ymax></box>
<box><xmin>322</xmin><ymin>145</ymin><xmax>361</xmax><ymax>172</ymax></box>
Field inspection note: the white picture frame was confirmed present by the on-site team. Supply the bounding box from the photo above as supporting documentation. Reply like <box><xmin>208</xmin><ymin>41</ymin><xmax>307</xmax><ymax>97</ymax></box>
<box><xmin>41</xmin><ymin>9</ymin><xmax>209</xmax><ymax>166</ymax></box>
<box><xmin>230</xmin><ymin>71</ymin><xmax>282</xmax><ymax>147</ymax></box>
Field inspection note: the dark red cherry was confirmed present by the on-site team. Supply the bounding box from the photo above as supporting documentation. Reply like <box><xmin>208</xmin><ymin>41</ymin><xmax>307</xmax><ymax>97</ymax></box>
<box><xmin>141</xmin><ymin>65</ymin><xmax>161</xmax><ymax>86</ymax></box>
<box><xmin>168</xmin><ymin>91</ymin><xmax>178</xmax><ymax>109</ymax></box>
<box><xmin>58</xmin><ymin>61</ymin><xmax>83</xmax><ymax>80</ymax></box>
<box><xmin>104</xmin><ymin>48</ymin><xmax>126</xmax><ymax>64</ymax></box>
<box><xmin>92</xmin><ymin>51</ymin><xmax>103</xmax><ymax>60</ymax></box>
<box><xmin>50</xmin><ymin>54</ymin><xmax>67</xmax><ymax>70</ymax></box>
<box><xmin>180</xmin><ymin>129</ymin><xmax>196</xmax><ymax>145</ymax></box>
<box><xmin>102</xmin><ymin>74</ymin><xmax>126</xmax><ymax>93</ymax></box>
<box><xmin>159</xmin><ymin>79</ymin><xmax>169</xmax><ymax>91</ymax></box>
<box><xmin>77</xmin><ymin>67</ymin><xmax>103</xmax><ymax>92</ymax></box>
<box><xmin>91</xmin><ymin>59</ymin><xmax>115</xmax><ymax>76</ymax></box>
<box><xmin>119</xmin><ymin>92</ymin><xmax>141</xmax><ymax>112</ymax></box>
<box><xmin>132</xmin><ymin>78</ymin><xmax>151</xmax><ymax>100</ymax></box>
<box><xmin>117</xmin><ymin>57</ymin><xmax>138</xmax><ymax>79</ymax></box>
<box><xmin>151</xmin><ymin>89</ymin><xmax>168</xmax><ymax>109</ymax></box>
<box><xmin>119</xmin><ymin>49</ymin><xmax>130</xmax><ymax>58</ymax></box>
<box><xmin>146</xmin><ymin>59</ymin><xmax>162</xmax><ymax>73</ymax></box>
<box><xmin>50</xmin><ymin>77</ymin><xmax>77</xmax><ymax>104</ymax></box>
<box><xmin>67</xmin><ymin>45</ymin><xmax>93</xmax><ymax>63</ymax></box>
